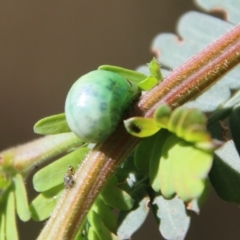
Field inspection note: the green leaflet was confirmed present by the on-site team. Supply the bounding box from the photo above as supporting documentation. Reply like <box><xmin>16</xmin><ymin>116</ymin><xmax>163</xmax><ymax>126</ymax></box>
<box><xmin>0</xmin><ymin>213</ymin><xmax>5</xmax><ymax>240</ymax></box>
<box><xmin>117</xmin><ymin>196</ymin><xmax>150</xmax><ymax>239</ymax></box>
<box><xmin>148</xmin><ymin>130</ymin><xmax>172</xmax><ymax>190</ymax></box>
<box><xmin>135</xmin><ymin>129</ymin><xmax>171</xmax><ymax>185</ymax></box>
<box><xmin>186</xmin><ymin>179</ymin><xmax>211</xmax><ymax>214</ymax></box>
<box><xmin>6</xmin><ymin>191</ymin><xmax>18</xmax><ymax>240</ymax></box>
<box><xmin>134</xmin><ymin>133</ymin><xmax>160</xmax><ymax>173</ymax></box>
<box><xmin>33</xmin><ymin>147</ymin><xmax>89</xmax><ymax>192</ymax></box>
<box><xmin>153</xmin><ymin>196</ymin><xmax>190</xmax><ymax>240</ymax></box>
<box><xmin>137</xmin><ymin>76</ymin><xmax>159</xmax><ymax>90</ymax></box>
<box><xmin>155</xmin><ymin>105</ymin><xmax>217</xmax><ymax>150</ymax></box>
<box><xmin>74</xmin><ymin>219</ymin><xmax>89</xmax><ymax>240</ymax></box>
<box><xmin>167</xmin><ymin>107</ymin><xmax>209</xmax><ymax>142</ymax></box>
<box><xmin>98</xmin><ymin>65</ymin><xmax>147</xmax><ymax>83</ymax></box>
<box><xmin>134</xmin><ymin>123</ymin><xmax>213</xmax><ymax>202</ymax></box>
<box><xmin>34</xmin><ymin>113</ymin><xmax>71</xmax><ymax>135</ymax></box>
<box><xmin>125</xmin><ymin>105</ymin><xmax>215</xmax><ymax>151</ymax></box>
<box><xmin>147</xmin><ymin>57</ymin><xmax>163</xmax><ymax>82</ymax></box>
<box><xmin>87</xmin><ymin>210</ymin><xmax>120</xmax><ymax>240</ymax></box>
<box><xmin>155</xmin><ymin>135</ymin><xmax>213</xmax><ymax>201</ymax></box>
<box><xmin>100</xmin><ymin>185</ymin><xmax>134</xmax><ymax>211</ymax></box>
<box><xmin>0</xmin><ymin>176</ymin><xmax>11</xmax><ymax>204</ymax></box>
<box><xmin>167</xmin><ymin>107</ymin><xmax>186</xmax><ymax>133</ymax></box>
<box><xmin>124</xmin><ymin>117</ymin><xmax>160</xmax><ymax>138</ymax></box>
<box><xmin>154</xmin><ymin>104</ymin><xmax>172</xmax><ymax>128</ymax></box>
<box><xmin>91</xmin><ymin>197</ymin><xmax>117</xmax><ymax>233</ymax></box>
<box><xmin>87</xmin><ymin>227</ymin><xmax>100</xmax><ymax>240</ymax></box>
<box><xmin>13</xmin><ymin>174</ymin><xmax>31</xmax><ymax>221</ymax></box>
<box><xmin>99</xmin><ymin>58</ymin><xmax>162</xmax><ymax>90</ymax></box>
<box><xmin>30</xmin><ymin>185</ymin><xmax>64</xmax><ymax>221</ymax></box>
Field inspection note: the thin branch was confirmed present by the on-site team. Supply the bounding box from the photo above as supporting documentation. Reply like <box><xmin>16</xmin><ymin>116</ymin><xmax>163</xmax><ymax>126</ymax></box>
<box><xmin>37</xmin><ymin>24</ymin><xmax>240</xmax><ymax>240</ymax></box>
<box><xmin>139</xmin><ymin>24</ymin><xmax>240</xmax><ymax>116</ymax></box>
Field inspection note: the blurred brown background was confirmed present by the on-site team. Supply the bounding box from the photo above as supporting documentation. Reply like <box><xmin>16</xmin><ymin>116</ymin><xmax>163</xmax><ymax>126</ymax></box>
<box><xmin>0</xmin><ymin>0</ymin><xmax>240</xmax><ymax>239</ymax></box>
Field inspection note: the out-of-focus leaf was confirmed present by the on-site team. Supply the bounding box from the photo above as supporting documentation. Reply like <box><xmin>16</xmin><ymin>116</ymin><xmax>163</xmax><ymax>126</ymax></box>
<box><xmin>174</xmin><ymin>108</ymin><xmax>207</xmax><ymax>133</ymax></box>
<box><xmin>153</xmin><ymin>11</ymin><xmax>233</xmax><ymax>68</ymax></box>
<box><xmin>117</xmin><ymin>196</ymin><xmax>150</xmax><ymax>239</ymax></box>
<box><xmin>87</xmin><ymin>227</ymin><xmax>100</xmax><ymax>240</ymax></box>
<box><xmin>153</xmin><ymin>196</ymin><xmax>190</xmax><ymax>240</ymax></box>
<box><xmin>98</xmin><ymin>65</ymin><xmax>147</xmax><ymax>83</ymax></box>
<box><xmin>208</xmin><ymin>90</ymin><xmax>240</xmax><ymax>128</ymax></box>
<box><xmin>138</xmin><ymin>76</ymin><xmax>158</xmax><ymax>90</ymax></box>
<box><xmin>210</xmin><ymin>140</ymin><xmax>240</xmax><ymax>203</ymax></box>
<box><xmin>156</xmin><ymin>135</ymin><xmax>213</xmax><ymax>201</ymax></box>
<box><xmin>0</xmin><ymin>176</ymin><xmax>11</xmax><ymax>203</ymax></box>
<box><xmin>167</xmin><ymin>107</ymin><xmax>186</xmax><ymax>133</ymax></box>
<box><xmin>107</xmin><ymin>175</ymin><xmax>118</xmax><ymax>186</ymax></box>
<box><xmin>34</xmin><ymin>113</ymin><xmax>71</xmax><ymax>135</ymax></box>
<box><xmin>167</xmin><ymin>107</ymin><xmax>210</xmax><ymax>144</ymax></box>
<box><xmin>33</xmin><ymin>147</ymin><xmax>89</xmax><ymax>192</ymax></box>
<box><xmin>91</xmin><ymin>197</ymin><xmax>117</xmax><ymax>233</ymax></box>
<box><xmin>6</xmin><ymin>191</ymin><xmax>18</xmax><ymax>240</ymax></box>
<box><xmin>136</xmin><ymin>65</ymin><xmax>170</xmax><ymax>78</ymax></box>
<box><xmin>148</xmin><ymin>57</ymin><xmax>163</xmax><ymax>82</ymax></box>
<box><xmin>208</xmin><ymin>107</ymin><xmax>233</xmax><ymax>126</ymax></box>
<box><xmin>115</xmin><ymin>152</ymin><xmax>140</xmax><ymax>184</ymax></box>
<box><xmin>13</xmin><ymin>174</ymin><xmax>31</xmax><ymax>221</ymax></box>
<box><xmin>148</xmin><ymin>130</ymin><xmax>171</xmax><ymax>190</ymax></box>
<box><xmin>134</xmin><ymin>132</ymin><xmax>159</xmax><ymax>173</ymax></box>
<box><xmin>152</xmin><ymin>11</ymin><xmax>240</xmax><ymax>112</ymax></box>
<box><xmin>185</xmin><ymin>179</ymin><xmax>211</xmax><ymax>214</ymax></box>
<box><xmin>155</xmin><ymin>105</ymin><xmax>217</xmax><ymax>151</ymax></box>
<box><xmin>195</xmin><ymin>0</ymin><xmax>240</xmax><ymax>24</ymax></box>
<box><xmin>30</xmin><ymin>185</ymin><xmax>64</xmax><ymax>221</ymax></box>
<box><xmin>0</xmin><ymin>213</ymin><xmax>5</xmax><ymax>240</ymax></box>
<box><xmin>154</xmin><ymin>104</ymin><xmax>172</xmax><ymax>128</ymax></box>
<box><xmin>184</xmin><ymin>84</ymin><xmax>231</xmax><ymax>112</ymax></box>
<box><xmin>100</xmin><ymin>185</ymin><xmax>134</xmax><ymax>211</ymax></box>
<box><xmin>124</xmin><ymin>117</ymin><xmax>160</xmax><ymax>137</ymax></box>
<box><xmin>87</xmin><ymin>210</ymin><xmax>120</xmax><ymax>240</ymax></box>
<box><xmin>75</xmin><ymin>219</ymin><xmax>89</xmax><ymax>240</ymax></box>
<box><xmin>229</xmin><ymin>105</ymin><xmax>240</xmax><ymax>154</ymax></box>
<box><xmin>222</xmin><ymin>90</ymin><xmax>240</xmax><ymax>109</ymax></box>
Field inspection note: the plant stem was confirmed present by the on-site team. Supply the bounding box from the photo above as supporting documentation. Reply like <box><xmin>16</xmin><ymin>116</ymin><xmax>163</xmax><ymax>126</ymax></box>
<box><xmin>38</xmin><ymin>24</ymin><xmax>240</xmax><ymax>240</ymax></box>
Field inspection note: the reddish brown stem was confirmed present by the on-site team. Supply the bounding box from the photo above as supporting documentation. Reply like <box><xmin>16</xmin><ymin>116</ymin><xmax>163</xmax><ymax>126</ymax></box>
<box><xmin>38</xmin><ymin>24</ymin><xmax>240</xmax><ymax>240</ymax></box>
<box><xmin>139</xmin><ymin>24</ymin><xmax>240</xmax><ymax>116</ymax></box>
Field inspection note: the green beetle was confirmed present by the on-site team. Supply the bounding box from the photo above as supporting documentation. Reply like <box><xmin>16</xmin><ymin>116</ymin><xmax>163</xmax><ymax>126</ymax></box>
<box><xmin>65</xmin><ymin>70</ymin><xmax>139</xmax><ymax>143</ymax></box>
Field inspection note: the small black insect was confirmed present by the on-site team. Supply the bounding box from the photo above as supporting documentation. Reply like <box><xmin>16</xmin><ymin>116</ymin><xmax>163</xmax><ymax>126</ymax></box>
<box><xmin>64</xmin><ymin>165</ymin><xmax>75</xmax><ymax>189</ymax></box>
<box><xmin>129</xmin><ymin>123</ymin><xmax>142</xmax><ymax>133</ymax></box>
